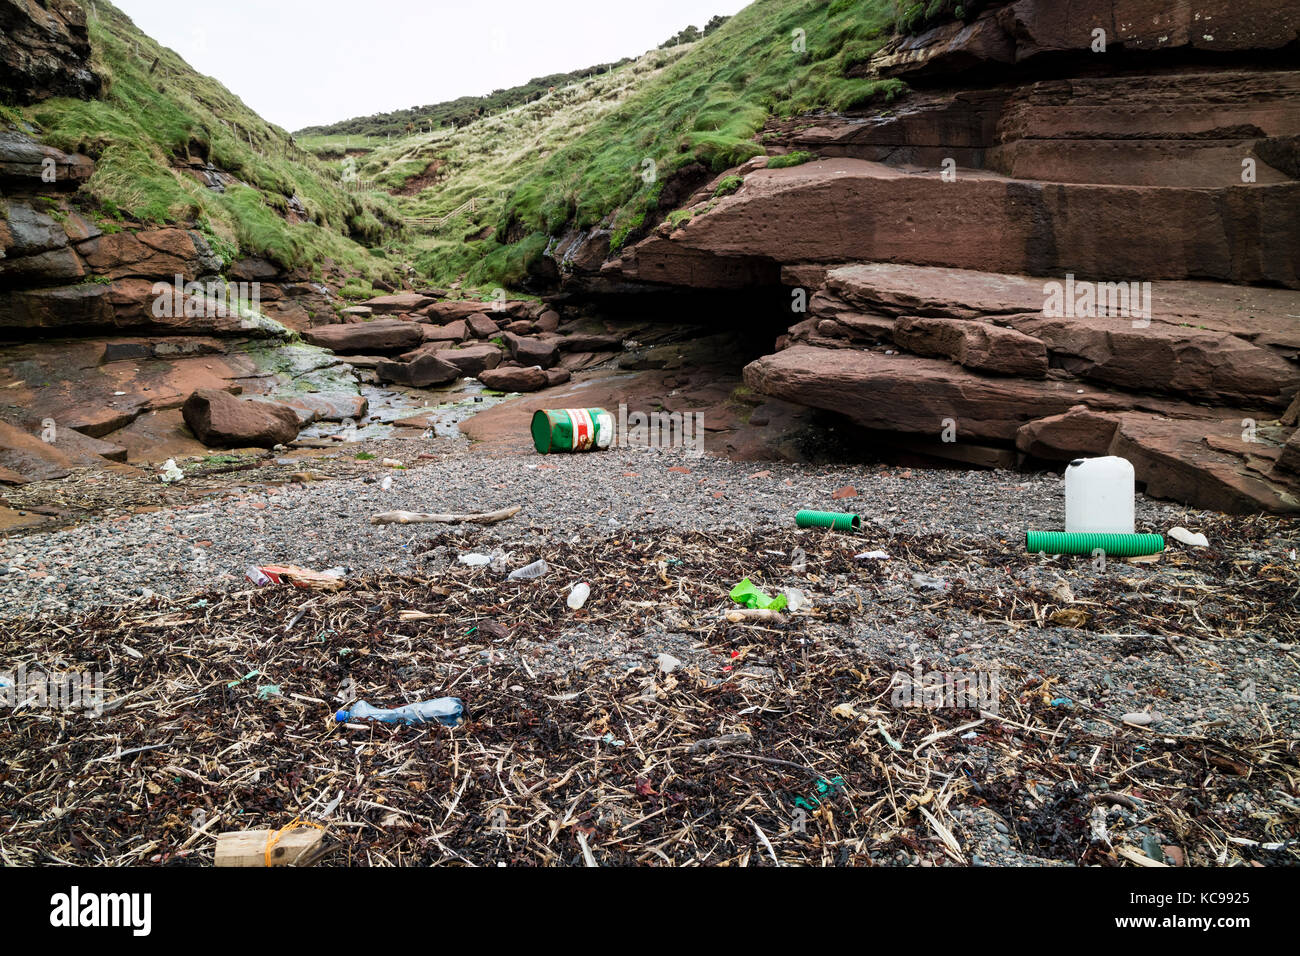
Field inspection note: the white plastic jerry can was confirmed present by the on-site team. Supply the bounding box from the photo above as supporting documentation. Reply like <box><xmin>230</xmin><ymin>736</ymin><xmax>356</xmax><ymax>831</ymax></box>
<box><xmin>1064</xmin><ymin>456</ymin><xmax>1135</xmax><ymax>534</ymax></box>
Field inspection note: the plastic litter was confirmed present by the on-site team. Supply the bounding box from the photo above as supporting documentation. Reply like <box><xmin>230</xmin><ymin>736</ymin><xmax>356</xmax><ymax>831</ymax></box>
<box><xmin>1026</xmin><ymin>531</ymin><xmax>1164</xmax><ymax>557</ymax></box>
<box><xmin>508</xmin><ymin>559</ymin><xmax>548</xmax><ymax>581</ymax></box>
<box><xmin>911</xmin><ymin>573</ymin><xmax>948</xmax><ymax>591</ymax></box>
<box><xmin>1168</xmin><ymin>526</ymin><xmax>1209</xmax><ymax>548</ymax></box>
<box><xmin>1065</xmin><ymin>455</ymin><xmax>1135</xmax><ymax>533</ymax></box>
<box><xmin>567</xmin><ymin>582</ymin><xmax>591</xmax><ymax>609</ymax></box>
<box><xmin>855</xmin><ymin>550</ymin><xmax>889</xmax><ymax>560</ymax></box>
<box><xmin>245</xmin><ymin>565</ymin><xmax>273</xmax><ymax>587</ymax></box>
<box><xmin>656</xmin><ymin>653</ymin><xmax>683</xmax><ymax>674</ymax></box>
<box><xmin>790</xmin><ymin>547</ymin><xmax>807</xmax><ymax>572</ymax></box>
<box><xmin>795</xmin><ymin>510</ymin><xmax>860</xmax><ymax>531</ymax></box>
<box><xmin>246</xmin><ymin>565</ymin><xmax>345</xmax><ymax>590</ymax></box>
<box><xmin>335</xmin><ymin>697</ymin><xmax>464</xmax><ymax>727</ymax></box>
<box><xmin>159</xmin><ymin>459</ymin><xmax>184</xmax><ymax>484</ymax></box>
<box><xmin>458</xmin><ymin>553</ymin><xmax>492</xmax><ymax>566</ymax></box>
<box><xmin>729</xmin><ymin>577</ymin><xmax>788</xmax><ymax>611</ymax></box>
<box><xmin>782</xmin><ymin>587</ymin><xmax>808</xmax><ymax>612</ymax></box>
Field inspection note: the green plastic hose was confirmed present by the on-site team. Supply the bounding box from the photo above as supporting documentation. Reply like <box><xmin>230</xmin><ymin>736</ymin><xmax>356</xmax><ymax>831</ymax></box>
<box><xmin>796</xmin><ymin>510</ymin><xmax>862</xmax><ymax>532</ymax></box>
<box><xmin>1026</xmin><ymin>531</ymin><xmax>1165</xmax><ymax>557</ymax></box>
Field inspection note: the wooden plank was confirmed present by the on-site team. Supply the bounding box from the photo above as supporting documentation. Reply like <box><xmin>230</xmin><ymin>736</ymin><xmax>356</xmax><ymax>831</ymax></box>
<box><xmin>214</xmin><ymin>828</ymin><xmax>323</xmax><ymax>867</ymax></box>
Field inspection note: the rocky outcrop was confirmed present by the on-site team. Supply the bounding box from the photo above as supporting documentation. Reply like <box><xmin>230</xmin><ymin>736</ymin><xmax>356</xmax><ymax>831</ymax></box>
<box><xmin>0</xmin><ymin>0</ymin><xmax>100</xmax><ymax>104</ymax></box>
<box><xmin>0</xmin><ymin>129</ymin><xmax>93</xmax><ymax>186</ymax></box>
<box><xmin>893</xmin><ymin>315</ymin><xmax>1047</xmax><ymax>378</ymax></box>
<box><xmin>744</xmin><ymin>261</ymin><xmax>1300</xmax><ymax>513</ymax></box>
<box><xmin>76</xmin><ymin>228</ymin><xmax>222</xmax><ymax>280</ymax></box>
<box><xmin>181</xmin><ymin>388</ymin><xmax>300</xmax><ymax>449</ymax></box>
<box><xmin>871</xmin><ymin>0</ymin><xmax>1300</xmax><ymax>81</ymax></box>
<box><xmin>616</xmin><ymin>159</ymin><xmax>1299</xmax><ymax>289</ymax></box>
<box><xmin>551</xmin><ymin>0</ymin><xmax>1300</xmax><ymax>514</ymax></box>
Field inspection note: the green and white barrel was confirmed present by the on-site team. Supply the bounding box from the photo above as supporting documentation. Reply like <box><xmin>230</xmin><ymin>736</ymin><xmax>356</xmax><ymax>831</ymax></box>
<box><xmin>531</xmin><ymin>408</ymin><xmax>614</xmax><ymax>454</ymax></box>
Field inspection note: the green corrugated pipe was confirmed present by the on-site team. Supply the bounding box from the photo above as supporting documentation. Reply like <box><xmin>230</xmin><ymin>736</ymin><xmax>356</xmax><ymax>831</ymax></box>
<box><xmin>796</xmin><ymin>510</ymin><xmax>862</xmax><ymax>531</ymax></box>
<box><xmin>1026</xmin><ymin>531</ymin><xmax>1165</xmax><ymax>556</ymax></box>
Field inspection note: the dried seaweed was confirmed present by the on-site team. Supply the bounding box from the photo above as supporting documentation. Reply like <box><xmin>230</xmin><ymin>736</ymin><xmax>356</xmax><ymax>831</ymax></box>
<box><xmin>1</xmin><ymin>523</ymin><xmax>1296</xmax><ymax>866</ymax></box>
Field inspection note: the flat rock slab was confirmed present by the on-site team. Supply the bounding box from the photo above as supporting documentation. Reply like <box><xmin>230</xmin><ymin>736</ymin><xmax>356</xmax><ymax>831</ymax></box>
<box><xmin>302</xmin><ymin>319</ymin><xmax>423</xmax><ymax>353</ymax></box>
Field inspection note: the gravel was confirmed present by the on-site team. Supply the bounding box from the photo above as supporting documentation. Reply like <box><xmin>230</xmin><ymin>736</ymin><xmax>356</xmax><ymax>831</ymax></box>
<box><xmin>0</xmin><ymin>445</ymin><xmax>1198</xmax><ymax>616</ymax></box>
<box><xmin>2</xmin><ymin>444</ymin><xmax>1296</xmax><ymax>867</ymax></box>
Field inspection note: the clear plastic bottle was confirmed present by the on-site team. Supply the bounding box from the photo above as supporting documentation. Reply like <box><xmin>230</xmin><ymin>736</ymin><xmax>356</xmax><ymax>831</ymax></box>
<box><xmin>567</xmin><ymin>582</ymin><xmax>591</xmax><ymax>609</ymax></box>
<box><xmin>335</xmin><ymin>697</ymin><xmax>463</xmax><ymax>726</ymax></box>
<box><xmin>508</xmin><ymin>559</ymin><xmax>548</xmax><ymax>581</ymax></box>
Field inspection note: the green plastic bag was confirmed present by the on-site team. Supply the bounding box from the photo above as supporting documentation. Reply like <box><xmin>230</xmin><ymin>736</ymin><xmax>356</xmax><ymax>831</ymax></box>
<box><xmin>729</xmin><ymin>577</ymin><xmax>788</xmax><ymax>611</ymax></box>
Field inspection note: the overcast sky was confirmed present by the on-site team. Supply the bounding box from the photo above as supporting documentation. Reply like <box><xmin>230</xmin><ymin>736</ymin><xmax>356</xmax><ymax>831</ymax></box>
<box><xmin>113</xmin><ymin>0</ymin><xmax>749</xmax><ymax>132</ymax></box>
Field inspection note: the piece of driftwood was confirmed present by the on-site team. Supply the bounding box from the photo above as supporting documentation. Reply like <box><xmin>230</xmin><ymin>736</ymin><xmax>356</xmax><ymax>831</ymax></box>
<box><xmin>214</xmin><ymin>827</ymin><xmax>323</xmax><ymax>867</ymax></box>
<box><xmin>725</xmin><ymin>608</ymin><xmax>787</xmax><ymax>624</ymax></box>
<box><xmin>370</xmin><ymin>505</ymin><xmax>521</xmax><ymax>526</ymax></box>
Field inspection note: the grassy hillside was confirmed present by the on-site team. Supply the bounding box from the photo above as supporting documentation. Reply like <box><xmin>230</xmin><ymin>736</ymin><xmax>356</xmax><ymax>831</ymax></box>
<box><xmin>344</xmin><ymin>46</ymin><xmax>691</xmax><ymax>288</ymax></box>
<box><xmin>12</xmin><ymin>0</ymin><xmax>400</xmax><ymax>282</ymax></box>
<box><xmin>370</xmin><ymin>0</ymin><xmax>905</xmax><ymax>289</ymax></box>
<box><xmin>294</xmin><ymin>15</ymin><xmax>733</xmax><ymax>145</ymax></box>
<box><xmin>295</xmin><ymin>60</ymin><xmax>635</xmax><ymax>144</ymax></box>
<box><xmin>496</xmin><ymin>0</ymin><xmax>904</xmax><ymax>255</ymax></box>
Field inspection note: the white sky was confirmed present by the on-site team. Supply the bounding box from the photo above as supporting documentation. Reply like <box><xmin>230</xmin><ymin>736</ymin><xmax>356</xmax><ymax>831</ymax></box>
<box><xmin>112</xmin><ymin>0</ymin><xmax>750</xmax><ymax>132</ymax></box>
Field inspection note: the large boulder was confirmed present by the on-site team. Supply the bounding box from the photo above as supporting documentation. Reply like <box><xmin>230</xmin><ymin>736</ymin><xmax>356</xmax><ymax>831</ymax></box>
<box><xmin>478</xmin><ymin>365</ymin><xmax>549</xmax><ymax>393</ymax></box>
<box><xmin>375</xmin><ymin>352</ymin><xmax>461</xmax><ymax>387</ymax></box>
<box><xmin>302</xmin><ymin>319</ymin><xmax>424</xmax><ymax>353</ymax></box>
<box><xmin>361</xmin><ymin>292</ymin><xmax>436</xmax><ymax>314</ymax></box>
<box><xmin>1016</xmin><ymin>405</ymin><xmax>1120</xmax><ymax>459</ymax></box>
<box><xmin>466</xmin><ymin>312</ymin><xmax>501</xmax><ymax>338</ymax></box>
<box><xmin>182</xmin><ymin>389</ymin><xmax>300</xmax><ymax>448</ymax></box>
<box><xmin>0</xmin><ymin>420</ymin><xmax>73</xmax><ymax>482</ymax></box>
<box><xmin>420</xmin><ymin>319</ymin><xmax>468</xmax><ymax>343</ymax></box>
<box><xmin>433</xmin><ymin>344</ymin><xmax>503</xmax><ymax>378</ymax></box>
<box><xmin>503</xmin><ymin>333</ymin><xmax>557</xmax><ymax>368</ymax></box>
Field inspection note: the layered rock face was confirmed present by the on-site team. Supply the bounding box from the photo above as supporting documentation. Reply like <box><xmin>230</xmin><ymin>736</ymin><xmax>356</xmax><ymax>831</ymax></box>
<box><xmin>0</xmin><ymin>0</ymin><xmax>101</xmax><ymax>103</ymax></box>
<box><xmin>747</xmin><ymin>264</ymin><xmax>1299</xmax><ymax>512</ymax></box>
<box><xmin>0</xmin><ymin>126</ymin><xmax>370</xmax><ymax>477</ymax></box>
<box><xmin>578</xmin><ymin>0</ymin><xmax>1300</xmax><ymax>513</ymax></box>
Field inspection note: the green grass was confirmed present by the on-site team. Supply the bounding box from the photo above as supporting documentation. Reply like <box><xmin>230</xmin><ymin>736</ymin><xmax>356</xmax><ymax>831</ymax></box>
<box><xmin>713</xmin><ymin>175</ymin><xmax>744</xmax><ymax>197</ymax></box>
<box><xmin>497</xmin><ymin>0</ymin><xmax>903</xmax><ymax>244</ymax></box>
<box><xmin>355</xmin><ymin>0</ymin><xmax>910</xmax><ymax>290</ymax></box>
<box><xmin>766</xmin><ymin>150</ymin><xmax>817</xmax><ymax>168</ymax></box>
<box><xmin>387</xmin><ymin>0</ymin><xmax>904</xmax><ymax>285</ymax></box>
<box><xmin>19</xmin><ymin>0</ymin><xmax>401</xmax><ymax>281</ymax></box>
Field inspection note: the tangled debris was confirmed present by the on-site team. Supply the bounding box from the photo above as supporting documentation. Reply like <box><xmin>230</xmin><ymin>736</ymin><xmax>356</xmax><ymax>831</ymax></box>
<box><xmin>1</xmin><ymin>522</ymin><xmax>1296</xmax><ymax>866</ymax></box>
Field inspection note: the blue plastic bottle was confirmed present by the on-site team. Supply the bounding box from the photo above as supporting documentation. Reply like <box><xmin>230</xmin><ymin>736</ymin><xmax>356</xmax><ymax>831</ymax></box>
<box><xmin>335</xmin><ymin>697</ymin><xmax>464</xmax><ymax>726</ymax></box>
